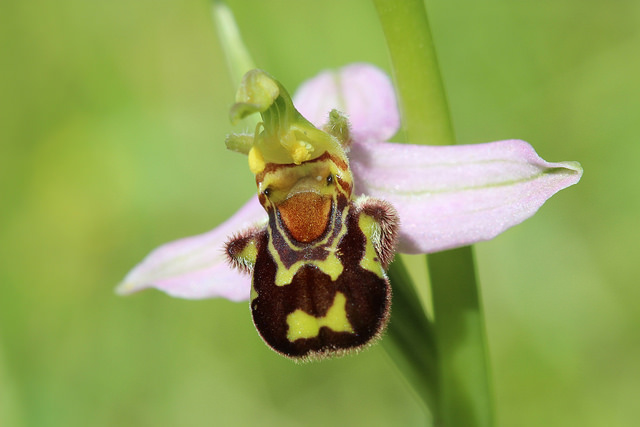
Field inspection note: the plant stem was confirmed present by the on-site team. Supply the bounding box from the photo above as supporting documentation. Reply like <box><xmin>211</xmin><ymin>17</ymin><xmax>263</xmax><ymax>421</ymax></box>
<box><xmin>373</xmin><ymin>0</ymin><xmax>494</xmax><ymax>425</ymax></box>
<box><xmin>212</xmin><ymin>1</ymin><xmax>255</xmax><ymax>88</ymax></box>
<box><xmin>372</xmin><ymin>0</ymin><xmax>454</xmax><ymax>147</ymax></box>
<box><xmin>428</xmin><ymin>248</ymin><xmax>494</xmax><ymax>427</ymax></box>
<box><xmin>383</xmin><ymin>261</ymin><xmax>438</xmax><ymax>413</ymax></box>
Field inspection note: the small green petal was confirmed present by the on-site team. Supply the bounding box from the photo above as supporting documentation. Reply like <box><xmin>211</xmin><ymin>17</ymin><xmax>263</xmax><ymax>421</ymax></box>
<box><xmin>225</xmin><ymin>133</ymin><xmax>254</xmax><ymax>155</ymax></box>
<box><xmin>323</xmin><ymin>109</ymin><xmax>351</xmax><ymax>146</ymax></box>
<box><xmin>230</xmin><ymin>70</ymin><xmax>280</xmax><ymax>124</ymax></box>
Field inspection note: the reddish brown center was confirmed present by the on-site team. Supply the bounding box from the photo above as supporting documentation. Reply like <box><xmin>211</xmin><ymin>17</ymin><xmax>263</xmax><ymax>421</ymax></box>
<box><xmin>277</xmin><ymin>192</ymin><xmax>331</xmax><ymax>243</ymax></box>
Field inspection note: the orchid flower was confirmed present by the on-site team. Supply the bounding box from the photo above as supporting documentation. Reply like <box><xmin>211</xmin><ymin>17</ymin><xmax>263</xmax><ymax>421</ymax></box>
<box><xmin>117</xmin><ymin>63</ymin><xmax>582</xmax><ymax>305</ymax></box>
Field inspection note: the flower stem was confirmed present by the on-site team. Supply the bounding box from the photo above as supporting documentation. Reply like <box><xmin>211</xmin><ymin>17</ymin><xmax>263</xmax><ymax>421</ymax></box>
<box><xmin>373</xmin><ymin>0</ymin><xmax>494</xmax><ymax>425</ymax></box>
<box><xmin>212</xmin><ymin>1</ymin><xmax>255</xmax><ymax>88</ymax></box>
<box><xmin>428</xmin><ymin>248</ymin><xmax>494</xmax><ymax>427</ymax></box>
<box><xmin>383</xmin><ymin>261</ymin><xmax>438</xmax><ymax>413</ymax></box>
<box><xmin>212</xmin><ymin>1</ymin><xmax>259</xmax><ymax>132</ymax></box>
<box><xmin>372</xmin><ymin>0</ymin><xmax>454</xmax><ymax>147</ymax></box>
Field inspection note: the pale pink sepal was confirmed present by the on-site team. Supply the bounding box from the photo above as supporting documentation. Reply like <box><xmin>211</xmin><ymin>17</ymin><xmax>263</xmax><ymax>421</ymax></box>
<box><xmin>293</xmin><ymin>63</ymin><xmax>400</xmax><ymax>143</ymax></box>
<box><xmin>116</xmin><ymin>196</ymin><xmax>266</xmax><ymax>301</ymax></box>
<box><xmin>349</xmin><ymin>139</ymin><xmax>583</xmax><ymax>254</ymax></box>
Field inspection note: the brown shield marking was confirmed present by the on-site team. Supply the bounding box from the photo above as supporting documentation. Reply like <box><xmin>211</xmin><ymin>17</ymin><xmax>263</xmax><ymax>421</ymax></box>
<box><xmin>277</xmin><ymin>192</ymin><xmax>331</xmax><ymax>243</ymax></box>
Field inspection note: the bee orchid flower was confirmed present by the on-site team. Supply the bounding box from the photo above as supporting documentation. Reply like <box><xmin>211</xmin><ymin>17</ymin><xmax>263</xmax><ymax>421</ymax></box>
<box><xmin>117</xmin><ymin>63</ymin><xmax>582</xmax><ymax>305</ymax></box>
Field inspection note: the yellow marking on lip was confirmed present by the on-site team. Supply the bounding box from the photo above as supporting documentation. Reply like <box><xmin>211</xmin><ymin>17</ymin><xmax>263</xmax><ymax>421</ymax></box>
<box><xmin>268</xmin><ymin>204</ymin><xmax>349</xmax><ymax>287</ymax></box>
<box><xmin>358</xmin><ymin>214</ymin><xmax>385</xmax><ymax>278</ymax></box>
<box><xmin>286</xmin><ymin>292</ymin><xmax>353</xmax><ymax>342</ymax></box>
<box><xmin>235</xmin><ymin>238</ymin><xmax>259</xmax><ymax>270</ymax></box>
<box><xmin>273</xmin><ymin>254</ymin><xmax>344</xmax><ymax>287</ymax></box>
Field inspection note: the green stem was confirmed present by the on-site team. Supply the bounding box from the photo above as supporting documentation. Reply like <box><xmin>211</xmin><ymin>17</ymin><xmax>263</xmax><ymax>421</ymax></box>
<box><xmin>373</xmin><ymin>1</ymin><xmax>494</xmax><ymax>426</ymax></box>
<box><xmin>428</xmin><ymin>248</ymin><xmax>494</xmax><ymax>427</ymax></box>
<box><xmin>383</xmin><ymin>261</ymin><xmax>438</xmax><ymax>413</ymax></box>
<box><xmin>372</xmin><ymin>0</ymin><xmax>454</xmax><ymax>147</ymax></box>
<box><xmin>212</xmin><ymin>1</ymin><xmax>259</xmax><ymax>132</ymax></box>
<box><xmin>212</xmin><ymin>1</ymin><xmax>255</xmax><ymax>88</ymax></box>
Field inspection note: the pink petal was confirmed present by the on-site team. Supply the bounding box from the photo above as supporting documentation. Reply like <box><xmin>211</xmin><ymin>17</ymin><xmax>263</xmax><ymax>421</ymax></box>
<box><xmin>349</xmin><ymin>139</ymin><xmax>583</xmax><ymax>254</ymax></box>
<box><xmin>293</xmin><ymin>63</ymin><xmax>400</xmax><ymax>143</ymax></box>
<box><xmin>116</xmin><ymin>196</ymin><xmax>266</xmax><ymax>301</ymax></box>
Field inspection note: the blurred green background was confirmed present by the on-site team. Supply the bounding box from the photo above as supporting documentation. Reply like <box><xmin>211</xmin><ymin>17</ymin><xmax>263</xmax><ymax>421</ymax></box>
<box><xmin>1</xmin><ymin>0</ymin><xmax>638</xmax><ymax>426</ymax></box>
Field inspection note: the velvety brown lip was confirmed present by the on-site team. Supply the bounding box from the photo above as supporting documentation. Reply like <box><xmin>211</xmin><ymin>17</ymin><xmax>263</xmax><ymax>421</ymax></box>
<box><xmin>277</xmin><ymin>192</ymin><xmax>331</xmax><ymax>243</ymax></box>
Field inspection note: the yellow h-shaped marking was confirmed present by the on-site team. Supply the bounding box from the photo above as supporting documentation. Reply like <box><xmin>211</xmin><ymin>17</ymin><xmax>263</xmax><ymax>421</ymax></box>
<box><xmin>286</xmin><ymin>292</ymin><xmax>354</xmax><ymax>342</ymax></box>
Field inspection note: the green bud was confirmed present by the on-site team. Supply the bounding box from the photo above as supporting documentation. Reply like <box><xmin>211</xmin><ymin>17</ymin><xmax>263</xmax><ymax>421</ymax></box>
<box><xmin>324</xmin><ymin>109</ymin><xmax>352</xmax><ymax>147</ymax></box>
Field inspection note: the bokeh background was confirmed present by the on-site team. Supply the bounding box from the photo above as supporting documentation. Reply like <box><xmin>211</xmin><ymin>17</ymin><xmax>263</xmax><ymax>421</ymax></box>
<box><xmin>1</xmin><ymin>0</ymin><xmax>638</xmax><ymax>426</ymax></box>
